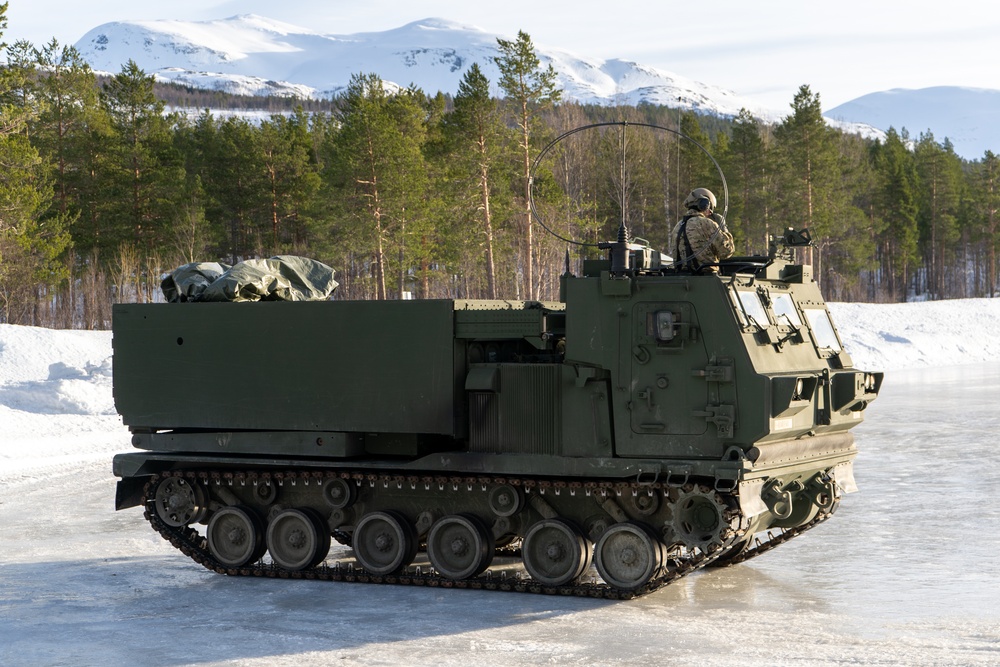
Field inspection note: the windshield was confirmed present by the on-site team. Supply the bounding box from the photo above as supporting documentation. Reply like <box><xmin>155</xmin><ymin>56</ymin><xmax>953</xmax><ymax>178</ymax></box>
<box><xmin>772</xmin><ymin>293</ymin><xmax>802</xmax><ymax>326</ymax></box>
<box><xmin>737</xmin><ymin>290</ymin><xmax>769</xmax><ymax>327</ymax></box>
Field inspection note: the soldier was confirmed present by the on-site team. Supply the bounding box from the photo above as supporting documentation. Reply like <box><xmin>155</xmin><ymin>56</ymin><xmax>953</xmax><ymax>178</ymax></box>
<box><xmin>671</xmin><ymin>188</ymin><xmax>735</xmax><ymax>273</ymax></box>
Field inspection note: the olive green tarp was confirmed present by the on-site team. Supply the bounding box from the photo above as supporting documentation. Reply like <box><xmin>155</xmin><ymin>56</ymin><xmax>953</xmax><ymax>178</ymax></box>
<box><xmin>161</xmin><ymin>256</ymin><xmax>338</xmax><ymax>303</ymax></box>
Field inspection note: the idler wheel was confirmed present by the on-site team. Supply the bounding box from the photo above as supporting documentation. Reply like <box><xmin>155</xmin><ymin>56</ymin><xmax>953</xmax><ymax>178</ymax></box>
<box><xmin>522</xmin><ymin>519</ymin><xmax>592</xmax><ymax>586</ymax></box>
<box><xmin>594</xmin><ymin>522</ymin><xmax>665</xmax><ymax>591</ymax></box>
<box><xmin>153</xmin><ymin>476</ymin><xmax>207</xmax><ymax>527</ymax></box>
<box><xmin>266</xmin><ymin>508</ymin><xmax>330</xmax><ymax>571</ymax></box>
<box><xmin>207</xmin><ymin>506</ymin><xmax>266</xmax><ymax>568</ymax></box>
<box><xmin>426</xmin><ymin>514</ymin><xmax>493</xmax><ymax>580</ymax></box>
<box><xmin>352</xmin><ymin>511</ymin><xmax>417</xmax><ymax>575</ymax></box>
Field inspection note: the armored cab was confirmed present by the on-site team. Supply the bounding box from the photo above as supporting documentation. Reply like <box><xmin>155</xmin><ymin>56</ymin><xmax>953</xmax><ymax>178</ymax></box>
<box><xmin>112</xmin><ymin>235</ymin><xmax>881</xmax><ymax>597</ymax></box>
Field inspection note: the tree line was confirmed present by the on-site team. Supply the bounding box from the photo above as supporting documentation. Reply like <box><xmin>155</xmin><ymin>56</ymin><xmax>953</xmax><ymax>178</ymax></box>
<box><xmin>1</xmin><ymin>4</ymin><xmax>998</xmax><ymax>328</ymax></box>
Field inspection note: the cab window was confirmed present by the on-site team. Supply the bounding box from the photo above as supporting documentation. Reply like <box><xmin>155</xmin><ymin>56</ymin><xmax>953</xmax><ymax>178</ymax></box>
<box><xmin>736</xmin><ymin>290</ymin><xmax>769</xmax><ymax>327</ymax></box>
<box><xmin>804</xmin><ymin>308</ymin><xmax>841</xmax><ymax>352</ymax></box>
<box><xmin>772</xmin><ymin>293</ymin><xmax>802</xmax><ymax>327</ymax></box>
<box><xmin>728</xmin><ymin>289</ymin><xmax>747</xmax><ymax>326</ymax></box>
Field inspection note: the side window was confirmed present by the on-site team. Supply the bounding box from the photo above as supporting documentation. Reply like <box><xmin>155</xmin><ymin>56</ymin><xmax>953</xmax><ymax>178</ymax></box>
<box><xmin>804</xmin><ymin>308</ymin><xmax>842</xmax><ymax>352</ymax></box>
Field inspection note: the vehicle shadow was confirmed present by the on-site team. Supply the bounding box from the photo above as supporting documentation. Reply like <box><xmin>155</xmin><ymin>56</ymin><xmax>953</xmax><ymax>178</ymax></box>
<box><xmin>0</xmin><ymin>554</ymin><xmax>616</xmax><ymax>667</ymax></box>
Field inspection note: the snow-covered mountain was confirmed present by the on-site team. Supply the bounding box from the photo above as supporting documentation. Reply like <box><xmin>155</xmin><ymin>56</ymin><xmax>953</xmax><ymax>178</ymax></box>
<box><xmin>826</xmin><ymin>87</ymin><xmax>1000</xmax><ymax>160</ymax></box>
<box><xmin>75</xmin><ymin>14</ymin><xmax>780</xmax><ymax>120</ymax></box>
<box><xmin>74</xmin><ymin>14</ymin><xmax>999</xmax><ymax>159</ymax></box>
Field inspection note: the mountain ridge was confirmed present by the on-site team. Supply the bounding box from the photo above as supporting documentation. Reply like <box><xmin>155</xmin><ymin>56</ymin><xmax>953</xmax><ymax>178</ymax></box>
<box><xmin>75</xmin><ymin>14</ymin><xmax>781</xmax><ymax>118</ymax></box>
<box><xmin>826</xmin><ymin>87</ymin><xmax>1000</xmax><ymax>159</ymax></box>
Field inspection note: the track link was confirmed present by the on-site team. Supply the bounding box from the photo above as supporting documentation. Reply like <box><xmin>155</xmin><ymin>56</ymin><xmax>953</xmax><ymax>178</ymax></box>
<box><xmin>711</xmin><ymin>502</ymin><xmax>838</xmax><ymax>568</ymax></box>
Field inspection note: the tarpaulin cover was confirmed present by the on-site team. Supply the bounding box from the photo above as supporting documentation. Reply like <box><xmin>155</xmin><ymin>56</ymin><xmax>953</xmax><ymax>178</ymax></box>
<box><xmin>161</xmin><ymin>256</ymin><xmax>338</xmax><ymax>303</ymax></box>
<box><xmin>160</xmin><ymin>262</ymin><xmax>230</xmax><ymax>303</ymax></box>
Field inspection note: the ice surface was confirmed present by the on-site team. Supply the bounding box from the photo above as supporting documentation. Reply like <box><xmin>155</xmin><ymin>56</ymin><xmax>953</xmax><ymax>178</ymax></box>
<box><xmin>2</xmin><ymin>300</ymin><xmax>1000</xmax><ymax>666</ymax></box>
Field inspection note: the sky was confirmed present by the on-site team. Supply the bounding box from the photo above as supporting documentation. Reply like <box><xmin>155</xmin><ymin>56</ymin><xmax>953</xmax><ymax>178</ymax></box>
<box><xmin>6</xmin><ymin>0</ymin><xmax>1000</xmax><ymax>110</ymax></box>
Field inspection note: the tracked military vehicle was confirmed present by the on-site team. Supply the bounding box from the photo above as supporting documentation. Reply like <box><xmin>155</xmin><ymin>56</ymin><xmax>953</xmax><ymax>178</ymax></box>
<box><xmin>112</xmin><ymin>123</ymin><xmax>881</xmax><ymax>598</ymax></box>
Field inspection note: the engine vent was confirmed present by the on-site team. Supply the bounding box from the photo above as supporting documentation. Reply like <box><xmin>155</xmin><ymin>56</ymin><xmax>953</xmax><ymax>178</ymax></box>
<box><xmin>468</xmin><ymin>364</ymin><xmax>561</xmax><ymax>454</ymax></box>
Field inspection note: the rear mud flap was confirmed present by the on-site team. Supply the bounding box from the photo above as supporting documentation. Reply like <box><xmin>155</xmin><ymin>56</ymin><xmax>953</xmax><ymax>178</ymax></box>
<box><xmin>737</xmin><ymin>478</ymin><xmax>769</xmax><ymax>518</ymax></box>
<box><xmin>830</xmin><ymin>461</ymin><xmax>858</xmax><ymax>495</ymax></box>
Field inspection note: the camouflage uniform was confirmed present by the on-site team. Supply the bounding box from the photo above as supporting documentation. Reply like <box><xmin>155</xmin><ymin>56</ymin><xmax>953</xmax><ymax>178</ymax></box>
<box><xmin>671</xmin><ymin>211</ymin><xmax>735</xmax><ymax>274</ymax></box>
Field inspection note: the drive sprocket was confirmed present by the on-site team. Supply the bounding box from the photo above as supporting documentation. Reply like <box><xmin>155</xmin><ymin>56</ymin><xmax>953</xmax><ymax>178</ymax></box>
<box><xmin>666</xmin><ymin>484</ymin><xmax>740</xmax><ymax>553</ymax></box>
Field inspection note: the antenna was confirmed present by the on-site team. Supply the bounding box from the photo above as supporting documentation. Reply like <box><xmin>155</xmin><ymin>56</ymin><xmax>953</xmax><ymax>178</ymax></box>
<box><xmin>528</xmin><ymin>121</ymin><xmax>729</xmax><ymax>249</ymax></box>
<box><xmin>620</xmin><ymin>121</ymin><xmax>628</xmax><ymax>238</ymax></box>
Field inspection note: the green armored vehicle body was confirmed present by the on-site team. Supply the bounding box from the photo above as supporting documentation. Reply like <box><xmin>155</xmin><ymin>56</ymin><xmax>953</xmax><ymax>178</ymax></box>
<box><xmin>112</xmin><ymin>122</ymin><xmax>881</xmax><ymax>597</ymax></box>
<box><xmin>112</xmin><ymin>239</ymin><xmax>881</xmax><ymax>597</ymax></box>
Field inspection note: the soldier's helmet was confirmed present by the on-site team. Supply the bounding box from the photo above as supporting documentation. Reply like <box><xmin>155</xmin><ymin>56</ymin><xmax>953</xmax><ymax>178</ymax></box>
<box><xmin>683</xmin><ymin>188</ymin><xmax>717</xmax><ymax>212</ymax></box>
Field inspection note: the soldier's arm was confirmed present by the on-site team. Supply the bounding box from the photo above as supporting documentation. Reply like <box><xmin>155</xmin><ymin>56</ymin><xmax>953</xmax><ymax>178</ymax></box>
<box><xmin>711</xmin><ymin>220</ymin><xmax>735</xmax><ymax>259</ymax></box>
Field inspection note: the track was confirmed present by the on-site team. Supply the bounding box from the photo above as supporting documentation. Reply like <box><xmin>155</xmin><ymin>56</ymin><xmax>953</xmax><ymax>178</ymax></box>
<box><xmin>140</xmin><ymin>469</ymin><xmax>834</xmax><ymax>600</ymax></box>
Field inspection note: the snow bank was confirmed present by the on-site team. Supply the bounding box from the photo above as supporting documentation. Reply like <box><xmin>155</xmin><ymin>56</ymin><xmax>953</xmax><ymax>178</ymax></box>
<box><xmin>0</xmin><ymin>324</ymin><xmax>120</xmax><ymax>479</ymax></box>
<box><xmin>0</xmin><ymin>323</ymin><xmax>115</xmax><ymax>418</ymax></box>
<box><xmin>0</xmin><ymin>324</ymin><xmax>112</xmax><ymax>385</ymax></box>
<box><xmin>829</xmin><ymin>298</ymin><xmax>1000</xmax><ymax>372</ymax></box>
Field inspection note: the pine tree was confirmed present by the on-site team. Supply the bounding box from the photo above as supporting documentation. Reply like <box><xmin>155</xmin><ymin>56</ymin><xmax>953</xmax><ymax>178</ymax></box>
<box><xmin>979</xmin><ymin>150</ymin><xmax>1000</xmax><ymax>296</ymax></box>
<box><xmin>914</xmin><ymin>132</ymin><xmax>963</xmax><ymax>297</ymax></box>
<box><xmin>772</xmin><ymin>85</ymin><xmax>844</xmax><ymax>277</ymax></box>
<box><xmin>0</xmin><ymin>124</ymin><xmax>69</xmax><ymax>323</ymax></box>
<box><xmin>99</xmin><ymin>60</ymin><xmax>185</xmax><ymax>256</ymax></box>
<box><xmin>326</xmin><ymin>73</ymin><xmax>429</xmax><ymax>300</ymax></box>
<box><xmin>827</xmin><ymin>131</ymin><xmax>878</xmax><ymax>299</ymax></box>
<box><xmin>169</xmin><ymin>112</ymin><xmax>219</xmax><ymax>262</ymax></box>
<box><xmin>258</xmin><ymin>110</ymin><xmax>322</xmax><ymax>253</ymax></box>
<box><xmin>207</xmin><ymin>116</ymin><xmax>269</xmax><ymax>261</ymax></box>
<box><xmin>385</xmin><ymin>86</ymin><xmax>431</xmax><ymax>299</ymax></box>
<box><xmin>1</xmin><ymin>37</ymin><xmax>36</xmax><ymax>116</ymax></box>
<box><xmin>32</xmin><ymin>41</ymin><xmax>108</xmax><ymax>219</ymax></box>
<box><xmin>0</xmin><ymin>5</ymin><xmax>70</xmax><ymax>323</ymax></box>
<box><xmin>495</xmin><ymin>31</ymin><xmax>561</xmax><ymax>300</ymax></box>
<box><xmin>513</xmin><ymin>102</ymin><xmax>606</xmax><ymax>279</ymax></box>
<box><xmin>592</xmin><ymin>115</ymin><xmax>670</xmax><ymax>250</ymax></box>
<box><xmin>678</xmin><ymin>112</ymin><xmax>717</xmax><ymax>194</ymax></box>
<box><xmin>726</xmin><ymin>109</ymin><xmax>770</xmax><ymax>254</ymax></box>
<box><xmin>871</xmin><ymin>128</ymin><xmax>919</xmax><ymax>300</ymax></box>
<box><xmin>442</xmin><ymin>63</ymin><xmax>510</xmax><ymax>298</ymax></box>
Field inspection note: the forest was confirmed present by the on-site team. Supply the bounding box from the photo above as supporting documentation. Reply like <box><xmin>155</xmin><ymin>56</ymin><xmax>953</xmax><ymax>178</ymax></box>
<box><xmin>1</xmin><ymin>4</ymin><xmax>998</xmax><ymax>329</ymax></box>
